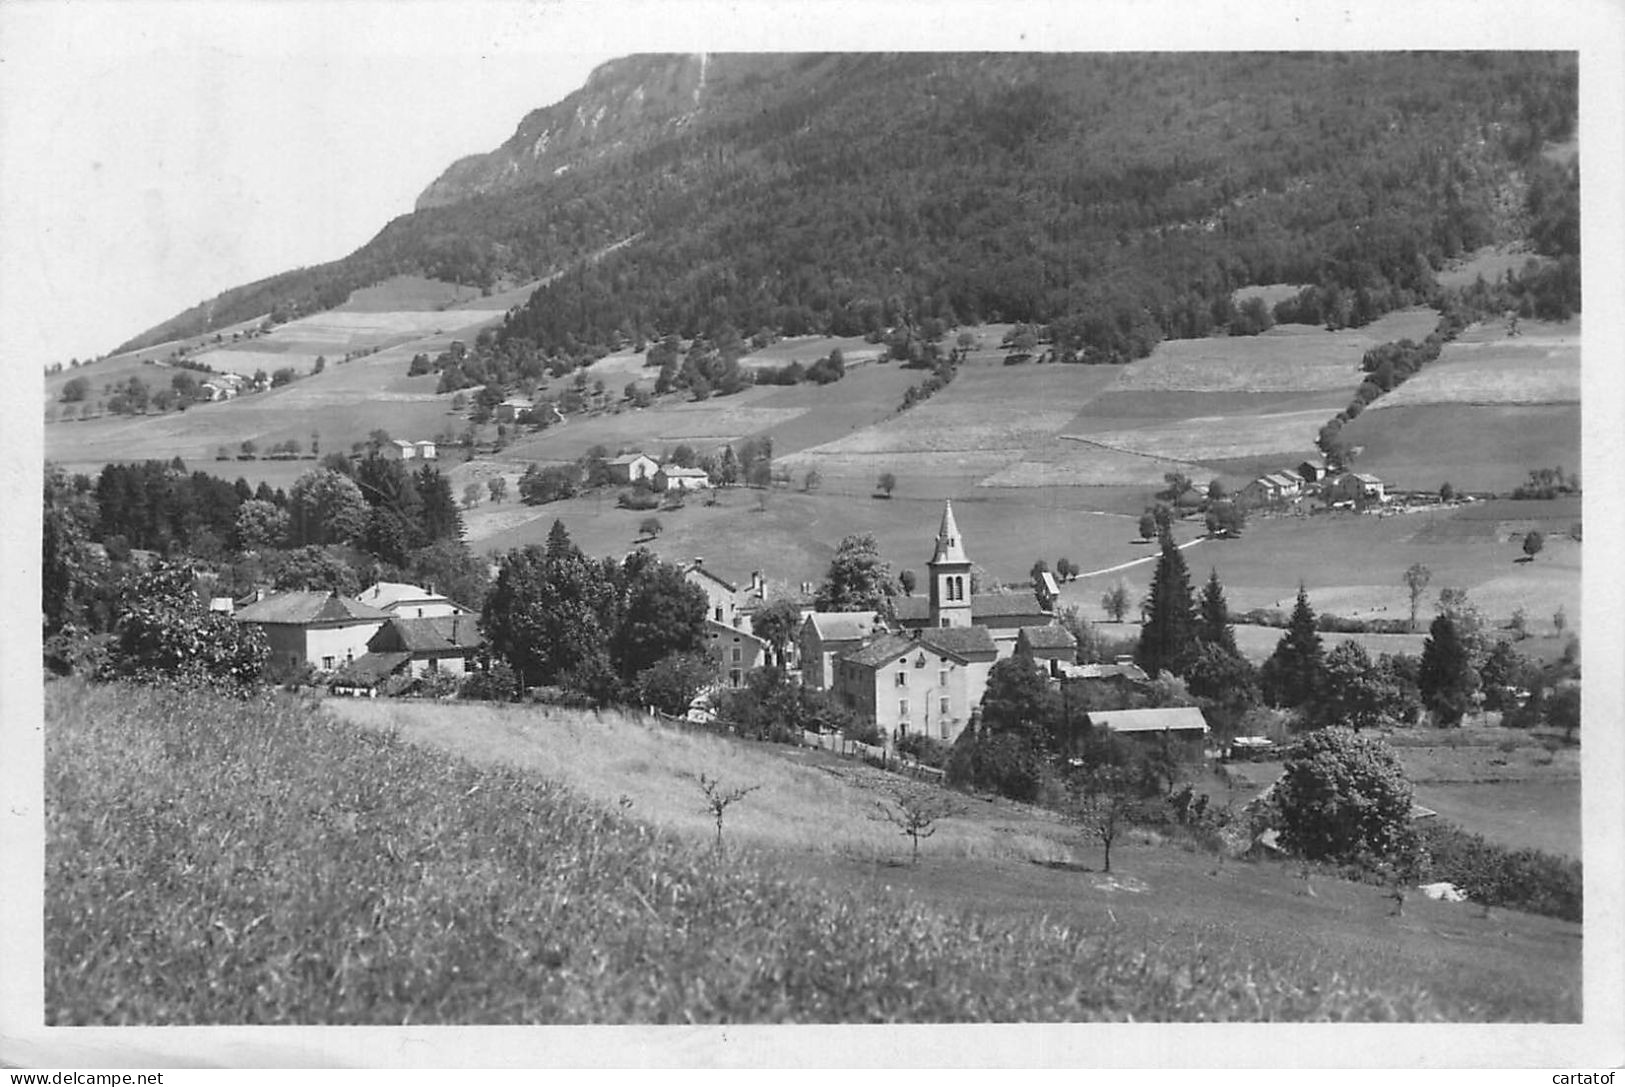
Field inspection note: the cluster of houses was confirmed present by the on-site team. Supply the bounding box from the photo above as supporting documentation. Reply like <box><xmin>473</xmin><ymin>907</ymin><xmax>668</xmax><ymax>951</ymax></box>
<box><xmin>607</xmin><ymin>452</ymin><xmax>714</xmax><ymax>492</ymax></box>
<box><xmin>1240</xmin><ymin>459</ymin><xmax>1386</xmax><ymax>509</ymax></box>
<box><xmin>222</xmin><ymin>499</ymin><xmax>1209</xmax><ymax>753</ymax></box>
<box><xmin>196</xmin><ymin>371</ymin><xmax>257</xmax><ymax>402</ymax></box>
<box><xmin>228</xmin><ymin>580</ymin><xmax>481</xmax><ymax>693</ymax></box>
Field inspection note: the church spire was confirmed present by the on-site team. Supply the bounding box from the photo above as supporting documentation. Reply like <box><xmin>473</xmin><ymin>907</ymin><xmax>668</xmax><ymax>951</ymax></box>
<box><xmin>931</xmin><ymin>500</ymin><xmax>968</xmax><ymax>565</ymax></box>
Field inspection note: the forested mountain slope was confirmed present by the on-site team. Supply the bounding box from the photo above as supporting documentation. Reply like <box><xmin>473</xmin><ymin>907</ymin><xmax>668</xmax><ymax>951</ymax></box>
<box><xmin>118</xmin><ymin>52</ymin><xmax>1576</xmax><ymax>364</ymax></box>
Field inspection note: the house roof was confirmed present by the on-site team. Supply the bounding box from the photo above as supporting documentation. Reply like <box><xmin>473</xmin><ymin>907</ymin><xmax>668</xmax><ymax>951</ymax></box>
<box><xmin>658</xmin><ymin>465</ymin><xmax>710</xmax><ymax>478</ymax></box>
<box><xmin>374</xmin><ymin>616</ymin><xmax>483</xmax><ymax>654</ymax></box>
<box><xmin>893</xmin><ymin>592</ymin><xmax>1050</xmax><ymax>624</ymax></box>
<box><xmin>1063</xmin><ymin>661</ymin><xmax>1150</xmax><ymax>683</ymax></box>
<box><xmin>805</xmin><ymin>611</ymin><xmax>880</xmax><ymax>642</ymax></box>
<box><xmin>608</xmin><ymin>452</ymin><xmax>655</xmax><ymax>466</ymax></box>
<box><xmin>930</xmin><ymin>500</ymin><xmax>969</xmax><ymax>565</ymax></box>
<box><xmin>1353</xmin><ymin>473</ymin><xmax>1383</xmax><ymax>484</ymax></box>
<box><xmin>706</xmin><ymin>618</ymin><xmax>769</xmax><ymax>646</ymax></box>
<box><xmin>234</xmin><ymin>591</ymin><xmax>391</xmax><ymax>626</ymax></box>
<box><xmin>683</xmin><ymin>562</ymin><xmax>739</xmax><ymax>593</ymax></box>
<box><xmin>1038</xmin><ymin>571</ymin><xmax>1061</xmax><ymax>596</ymax></box>
<box><xmin>970</xmin><ymin>593</ymin><xmax>1050</xmax><ymax>619</ymax></box>
<box><xmin>335</xmin><ymin>651</ymin><xmax>411</xmax><ymax>685</ymax></box>
<box><xmin>1017</xmin><ymin>624</ymin><xmax>1077</xmax><ymax>651</ymax></box>
<box><xmin>1088</xmin><ymin>706</ymin><xmax>1210</xmax><ymax>733</ymax></box>
<box><xmin>357</xmin><ymin>580</ymin><xmax>451</xmax><ymax>610</ymax></box>
<box><xmin>842</xmin><ymin>632</ymin><xmax>956</xmax><ymax>669</ymax></box>
<box><xmin>919</xmin><ymin>625</ymin><xmax>997</xmax><ymax>659</ymax></box>
<box><xmin>391</xmin><ymin>439</ymin><xmax>415</xmax><ymax>451</ymax></box>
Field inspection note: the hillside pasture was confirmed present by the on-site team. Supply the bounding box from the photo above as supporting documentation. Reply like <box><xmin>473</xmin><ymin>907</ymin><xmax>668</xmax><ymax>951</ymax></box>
<box><xmin>1066</xmin><ymin>505</ymin><xmax>1582</xmax><ymax>632</ymax></box>
<box><xmin>1367</xmin><ymin>319</ymin><xmax>1580</xmax><ymax>410</ymax></box>
<box><xmin>777</xmin><ymin>363</ymin><xmax>1123</xmax><ymax>492</ymax></box>
<box><xmin>1063</xmin><ymin>408</ymin><xmax>1329</xmax><ymax>463</ymax></box>
<box><xmin>1340</xmin><ymin>402</ymin><xmax>1580</xmax><ymax>495</ymax></box>
<box><xmin>979</xmin><ymin>438</ymin><xmax>1204</xmax><ymax>488</ymax></box>
<box><xmin>1110</xmin><ymin>308</ymin><xmax>1439</xmax><ymax>393</ymax></box>
<box><xmin>737</xmin><ymin>333</ymin><xmax>890</xmax><ymax>370</ymax></box>
<box><xmin>333</xmin><ymin>274</ymin><xmax>486</xmax><ymax>312</ymax></box>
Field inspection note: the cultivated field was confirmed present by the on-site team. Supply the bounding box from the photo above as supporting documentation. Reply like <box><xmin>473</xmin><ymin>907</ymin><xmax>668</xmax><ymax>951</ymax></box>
<box><xmin>1065</xmin><ymin>408</ymin><xmax>1332</xmax><ymax>463</ymax></box>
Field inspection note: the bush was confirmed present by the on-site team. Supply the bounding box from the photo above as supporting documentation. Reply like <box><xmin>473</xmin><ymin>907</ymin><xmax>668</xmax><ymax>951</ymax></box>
<box><xmin>617</xmin><ymin>490</ymin><xmax>660</xmax><ymax>510</ymax></box>
<box><xmin>460</xmin><ymin>661</ymin><xmax>518</xmax><ymax>702</ymax></box>
<box><xmin>944</xmin><ymin>728</ymin><xmax>1050</xmax><ymax>803</ymax></box>
<box><xmin>896</xmin><ymin>732</ymin><xmax>951</xmax><ymax>769</ymax></box>
<box><xmin>1416</xmin><ymin>821</ymin><xmax>1581</xmax><ymax>921</ymax></box>
<box><xmin>1274</xmin><ymin>728</ymin><xmax>1416</xmax><ymax>863</ymax></box>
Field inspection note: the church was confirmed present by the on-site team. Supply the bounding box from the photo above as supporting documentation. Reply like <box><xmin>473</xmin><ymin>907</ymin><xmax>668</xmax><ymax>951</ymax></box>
<box><xmin>827</xmin><ymin>500</ymin><xmax>1075</xmax><ymax>748</ymax></box>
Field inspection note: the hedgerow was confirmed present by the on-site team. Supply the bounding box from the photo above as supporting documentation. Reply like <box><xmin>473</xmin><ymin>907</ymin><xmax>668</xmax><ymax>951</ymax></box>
<box><xmin>1416</xmin><ymin>821</ymin><xmax>1582</xmax><ymax>922</ymax></box>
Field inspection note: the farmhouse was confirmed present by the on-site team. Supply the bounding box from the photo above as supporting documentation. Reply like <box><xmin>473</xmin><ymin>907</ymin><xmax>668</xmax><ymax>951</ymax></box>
<box><xmin>414</xmin><ymin>439</ymin><xmax>437</xmax><ymax>461</ymax></box>
<box><xmin>1241</xmin><ymin>470</ymin><xmax>1304</xmax><ymax>505</ymax></box>
<box><xmin>232</xmin><ymin>590</ymin><xmax>391</xmax><ymax>673</ymax></box>
<box><xmin>799</xmin><ymin>610</ymin><xmax>883</xmax><ymax>690</ymax></box>
<box><xmin>654</xmin><ymin>465</ymin><xmax>712</xmax><ymax>491</ymax></box>
<box><xmin>356</xmin><ymin>580</ymin><xmax>473</xmax><ymax>619</ymax></box>
<box><xmin>833</xmin><ymin>631</ymin><xmax>983</xmax><ymax>745</ymax></box>
<box><xmin>607</xmin><ymin>452</ymin><xmax>660</xmax><ymax>484</ymax></box>
<box><xmin>363</xmin><ymin>613</ymin><xmax>483</xmax><ymax>678</ymax></box>
<box><xmin>385</xmin><ymin>439</ymin><xmax>419</xmax><ymax>461</ymax></box>
<box><xmin>1325</xmin><ymin>471</ymin><xmax>1386</xmax><ymax>505</ymax></box>
<box><xmin>1298</xmin><ymin>459</ymin><xmax>1330</xmax><ymax>484</ymax></box>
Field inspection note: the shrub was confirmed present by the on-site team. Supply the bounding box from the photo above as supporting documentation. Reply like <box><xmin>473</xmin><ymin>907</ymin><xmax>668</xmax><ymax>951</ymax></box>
<box><xmin>617</xmin><ymin>490</ymin><xmax>660</xmax><ymax>510</ymax></box>
<box><xmin>945</xmin><ymin>728</ymin><xmax>1050</xmax><ymax>803</ymax></box>
<box><xmin>460</xmin><ymin>661</ymin><xmax>518</xmax><ymax>702</ymax></box>
<box><xmin>896</xmin><ymin>732</ymin><xmax>951</xmax><ymax>769</ymax></box>
<box><xmin>1416</xmin><ymin>821</ymin><xmax>1581</xmax><ymax>921</ymax></box>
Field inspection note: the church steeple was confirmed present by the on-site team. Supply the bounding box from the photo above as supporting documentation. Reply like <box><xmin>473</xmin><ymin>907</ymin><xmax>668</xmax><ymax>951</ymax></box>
<box><xmin>931</xmin><ymin>499</ymin><xmax>968</xmax><ymax>565</ymax></box>
<box><xmin>927</xmin><ymin>500</ymin><xmax>973</xmax><ymax>628</ymax></box>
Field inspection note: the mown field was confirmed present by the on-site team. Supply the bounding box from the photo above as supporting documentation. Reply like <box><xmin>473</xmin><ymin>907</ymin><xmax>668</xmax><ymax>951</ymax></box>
<box><xmin>42</xmin><ymin>679</ymin><xmax>1581</xmax><ymax>1025</ymax></box>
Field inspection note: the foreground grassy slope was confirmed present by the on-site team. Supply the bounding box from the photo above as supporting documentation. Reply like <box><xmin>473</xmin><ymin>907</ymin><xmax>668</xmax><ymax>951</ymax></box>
<box><xmin>45</xmin><ymin>680</ymin><xmax>1574</xmax><ymax>1024</ymax></box>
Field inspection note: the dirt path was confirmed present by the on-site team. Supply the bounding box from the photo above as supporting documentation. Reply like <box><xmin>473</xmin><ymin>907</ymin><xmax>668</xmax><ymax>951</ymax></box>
<box><xmin>1073</xmin><ymin>535</ymin><xmax>1206</xmax><ymax>580</ymax></box>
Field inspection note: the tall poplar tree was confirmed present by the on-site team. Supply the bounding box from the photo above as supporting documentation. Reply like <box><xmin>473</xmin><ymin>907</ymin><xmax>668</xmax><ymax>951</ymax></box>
<box><xmin>1136</xmin><ymin>529</ymin><xmax>1199</xmax><ymax>678</ymax></box>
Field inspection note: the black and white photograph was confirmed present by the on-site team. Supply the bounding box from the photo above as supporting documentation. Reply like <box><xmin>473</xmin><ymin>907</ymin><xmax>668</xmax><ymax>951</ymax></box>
<box><xmin>2</xmin><ymin>0</ymin><xmax>1621</xmax><ymax>1072</ymax></box>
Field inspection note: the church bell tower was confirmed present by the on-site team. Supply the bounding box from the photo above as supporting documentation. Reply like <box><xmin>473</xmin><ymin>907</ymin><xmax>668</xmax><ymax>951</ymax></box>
<box><xmin>927</xmin><ymin>500</ymin><xmax>973</xmax><ymax>628</ymax></box>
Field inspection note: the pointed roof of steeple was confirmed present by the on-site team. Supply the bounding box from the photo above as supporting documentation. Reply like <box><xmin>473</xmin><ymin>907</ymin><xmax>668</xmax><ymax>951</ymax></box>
<box><xmin>930</xmin><ymin>500</ymin><xmax>969</xmax><ymax>565</ymax></box>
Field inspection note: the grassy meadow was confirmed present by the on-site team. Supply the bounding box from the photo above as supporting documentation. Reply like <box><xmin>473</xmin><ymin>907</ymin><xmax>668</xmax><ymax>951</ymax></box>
<box><xmin>45</xmin><ymin>679</ymin><xmax>1582</xmax><ymax>1024</ymax></box>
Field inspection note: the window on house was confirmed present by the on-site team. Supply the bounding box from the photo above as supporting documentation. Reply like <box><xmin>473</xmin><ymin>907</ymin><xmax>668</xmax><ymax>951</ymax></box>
<box><xmin>322</xmin><ymin>656</ymin><xmax>334</xmax><ymax>670</ymax></box>
<box><xmin>939</xmin><ymin>669</ymin><xmax>948</xmax><ymax>688</ymax></box>
<box><xmin>898</xmin><ymin>699</ymin><xmax>909</xmax><ymax>719</ymax></box>
<box><xmin>895</xmin><ymin>671</ymin><xmax>907</xmax><ymax>687</ymax></box>
<box><xmin>940</xmin><ymin>717</ymin><xmax>950</xmax><ymax>740</ymax></box>
<box><xmin>715</xmin><ymin>606</ymin><xmax>724</xmax><ymax>622</ymax></box>
<box><xmin>731</xmin><ymin>648</ymin><xmax>741</xmax><ymax>663</ymax></box>
<box><xmin>730</xmin><ymin>669</ymin><xmax>742</xmax><ymax>687</ymax></box>
<box><xmin>940</xmin><ymin>696</ymin><xmax>950</xmax><ymax>717</ymax></box>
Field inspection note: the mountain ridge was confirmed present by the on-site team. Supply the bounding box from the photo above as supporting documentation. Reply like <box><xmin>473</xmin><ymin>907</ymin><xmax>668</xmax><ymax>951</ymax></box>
<box><xmin>113</xmin><ymin>52</ymin><xmax>1577</xmax><ymax>361</ymax></box>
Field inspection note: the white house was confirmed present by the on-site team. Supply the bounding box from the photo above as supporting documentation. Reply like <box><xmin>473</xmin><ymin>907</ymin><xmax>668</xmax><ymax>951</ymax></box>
<box><xmin>356</xmin><ymin>580</ymin><xmax>473</xmax><ymax>619</ymax></box>
<box><xmin>608</xmin><ymin>452</ymin><xmax>660</xmax><ymax>484</ymax></box>
<box><xmin>232</xmin><ymin>590</ymin><xmax>391</xmax><ymax>673</ymax></box>
<box><xmin>654</xmin><ymin>466</ymin><xmax>712</xmax><ymax>492</ymax></box>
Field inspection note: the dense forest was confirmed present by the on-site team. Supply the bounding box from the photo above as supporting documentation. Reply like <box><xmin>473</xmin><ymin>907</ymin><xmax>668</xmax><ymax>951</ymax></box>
<box><xmin>118</xmin><ymin>52</ymin><xmax>1577</xmax><ymax>368</ymax></box>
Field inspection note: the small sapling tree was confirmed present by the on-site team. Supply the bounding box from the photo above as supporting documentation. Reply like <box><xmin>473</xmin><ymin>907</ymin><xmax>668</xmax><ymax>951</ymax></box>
<box><xmin>876</xmin><ymin>471</ymin><xmax>897</xmax><ymax>498</ymax></box>
<box><xmin>1067</xmin><ymin>767</ymin><xmax>1134</xmax><ymax>873</ymax></box>
<box><xmin>872</xmin><ymin>785</ymin><xmax>964</xmax><ymax>865</ymax></box>
<box><xmin>1101</xmin><ymin>581</ymin><xmax>1131</xmax><ymax>623</ymax></box>
<box><xmin>697</xmin><ymin>773</ymin><xmax>760</xmax><ymax>851</ymax></box>
<box><xmin>1522</xmin><ymin>530</ymin><xmax>1545</xmax><ymax>562</ymax></box>
<box><xmin>1402</xmin><ymin>563</ymin><xmax>1432</xmax><ymax>633</ymax></box>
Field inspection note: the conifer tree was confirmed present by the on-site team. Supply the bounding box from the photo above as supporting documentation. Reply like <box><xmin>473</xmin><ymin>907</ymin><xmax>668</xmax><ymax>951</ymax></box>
<box><xmin>1197</xmin><ymin>568</ymin><xmax>1239</xmax><ymax>656</ymax></box>
<box><xmin>1136</xmin><ymin>529</ymin><xmax>1199</xmax><ymax>678</ymax></box>
<box><xmin>1262</xmin><ymin>583</ymin><xmax>1325</xmax><ymax>707</ymax></box>
<box><xmin>1418</xmin><ymin>613</ymin><xmax>1479</xmax><ymax>726</ymax></box>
